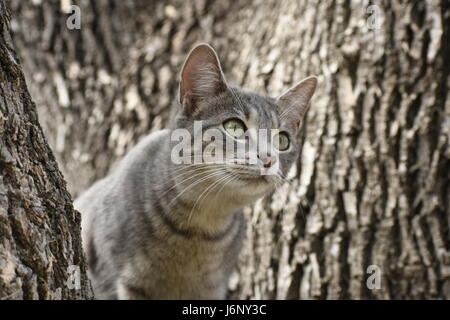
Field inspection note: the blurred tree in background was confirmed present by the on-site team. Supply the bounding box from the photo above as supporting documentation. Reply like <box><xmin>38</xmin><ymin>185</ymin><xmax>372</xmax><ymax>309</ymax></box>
<box><xmin>3</xmin><ymin>0</ymin><xmax>449</xmax><ymax>299</ymax></box>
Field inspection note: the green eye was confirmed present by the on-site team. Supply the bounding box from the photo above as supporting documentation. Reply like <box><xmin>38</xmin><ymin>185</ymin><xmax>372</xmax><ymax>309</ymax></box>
<box><xmin>274</xmin><ymin>132</ymin><xmax>290</xmax><ymax>151</ymax></box>
<box><xmin>223</xmin><ymin>119</ymin><xmax>246</xmax><ymax>139</ymax></box>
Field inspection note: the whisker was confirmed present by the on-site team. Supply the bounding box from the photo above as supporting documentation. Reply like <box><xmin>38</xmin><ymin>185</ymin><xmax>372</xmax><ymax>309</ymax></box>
<box><xmin>167</xmin><ymin>170</ymin><xmax>226</xmax><ymax>208</ymax></box>
<box><xmin>159</xmin><ymin>166</ymin><xmax>227</xmax><ymax>197</ymax></box>
<box><xmin>187</xmin><ymin>172</ymin><xmax>234</xmax><ymax>227</ymax></box>
<box><xmin>210</xmin><ymin>173</ymin><xmax>239</xmax><ymax>208</ymax></box>
<box><xmin>200</xmin><ymin>173</ymin><xmax>238</xmax><ymax>212</ymax></box>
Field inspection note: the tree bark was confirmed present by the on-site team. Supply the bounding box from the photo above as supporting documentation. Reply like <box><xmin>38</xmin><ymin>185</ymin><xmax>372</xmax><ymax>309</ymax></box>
<box><xmin>9</xmin><ymin>0</ymin><xmax>450</xmax><ymax>299</ymax></box>
<box><xmin>0</xmin><ymin>1</ymin><xmax>92</xmax><ymax>299</ymax></box>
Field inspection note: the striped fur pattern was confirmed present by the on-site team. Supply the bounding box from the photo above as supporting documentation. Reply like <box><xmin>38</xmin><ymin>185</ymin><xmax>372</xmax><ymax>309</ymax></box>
<box><xmin>75</xmin><ymin>44</ymin><xmax>317</xmax><ymax>299</ymax></box>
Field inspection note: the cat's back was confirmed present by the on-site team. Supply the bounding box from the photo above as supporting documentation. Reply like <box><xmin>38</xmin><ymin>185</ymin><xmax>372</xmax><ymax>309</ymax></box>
<box><xmin>74</xmin><ymin>129</ymin><xmax>170</xmax><ymax>249</ymax></box>
<box><xmin>74</xmin><ymin>129</ymin><xmax>171</xmax><ymax>298</ymax></box>
<box><xmin>74</xmin><ymin>129</ymin><xmax>170</xmax><ymax>213</ymax></box>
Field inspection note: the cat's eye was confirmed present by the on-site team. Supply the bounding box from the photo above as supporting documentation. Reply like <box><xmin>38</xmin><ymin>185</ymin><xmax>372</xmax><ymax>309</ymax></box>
<box><xmin>274</xmin><ymin>132</ymin><xmax>290</xmax><ymax>151</ymax></box>
<box><xmin>223</xmin><ymin>119</ymin><xmax>246</xmax><ymax>139</ymax></box>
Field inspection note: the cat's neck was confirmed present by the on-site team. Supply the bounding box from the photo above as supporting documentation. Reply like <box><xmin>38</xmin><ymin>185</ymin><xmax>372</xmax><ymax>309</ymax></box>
<box><xmin>162</xmin><ymin>175</ymin><xmax>241</xmax><ymax>236</ymax></box>
<box><xmin>145</xmin><ymin>147</ymin><xmax>242</xmax><ymax>237</ymax></box>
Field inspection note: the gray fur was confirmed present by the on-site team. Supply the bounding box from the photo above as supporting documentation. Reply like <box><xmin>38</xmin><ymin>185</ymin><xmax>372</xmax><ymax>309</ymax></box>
<box><xmin>75</xmin><ymin>44</ymin><xmax>317</xmax><ymax>299</ymax></box>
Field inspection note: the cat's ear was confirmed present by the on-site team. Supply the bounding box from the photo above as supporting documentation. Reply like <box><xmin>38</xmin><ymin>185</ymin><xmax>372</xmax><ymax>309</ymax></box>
<box><xmin>179</xmin><ymin>43</ymin><xmax>228</xmax><ymax>108</ymax></box>
<box><xmin>276</xmin><ymin>76</ymin><xmax>317</xmax><ymax>127</ymax></box>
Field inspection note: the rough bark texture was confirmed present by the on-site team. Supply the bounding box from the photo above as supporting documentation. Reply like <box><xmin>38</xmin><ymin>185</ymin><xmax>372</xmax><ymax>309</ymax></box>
<box><xmin>9</xmin><ymin>0</ymin><xmax>450</xmax><ymax>299</ymax></box>
<box><xmin>0</xmin><ymin>1</ymin><xmax>92</xmax><ymax>299</ymax></box>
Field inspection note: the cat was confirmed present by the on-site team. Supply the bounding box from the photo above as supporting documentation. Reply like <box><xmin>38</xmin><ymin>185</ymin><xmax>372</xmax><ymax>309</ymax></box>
<box><xmin>74</xmin><ymin>43</ymin><xmax>317</xmax><ymax>299</ymax></box>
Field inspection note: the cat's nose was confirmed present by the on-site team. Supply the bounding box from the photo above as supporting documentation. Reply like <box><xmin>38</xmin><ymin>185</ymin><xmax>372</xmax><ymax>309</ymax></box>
<box><xmin>258</xmin><ymin>155</ymin><xmax>276</xmax><ymax>168</ymax></box>
<box><xmin>263</xmin><ymin>159</ymin><xmax>272</xmax><ymax>168</ymax></box>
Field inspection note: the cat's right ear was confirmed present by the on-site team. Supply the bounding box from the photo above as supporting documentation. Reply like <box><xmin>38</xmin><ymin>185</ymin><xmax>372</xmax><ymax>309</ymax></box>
<box><xmin>276</xmin><ymin>76</ymin><xmax>317</xmax><ymax>128</ymax></box>
<box><xmin>179</xmin><ymin>43</ymin><xmax>228</xmax><ymax>111</ymax></box>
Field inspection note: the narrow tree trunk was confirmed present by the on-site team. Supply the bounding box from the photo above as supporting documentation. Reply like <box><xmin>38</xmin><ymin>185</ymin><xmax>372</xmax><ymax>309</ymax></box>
<box><xmin>10</xmin><ymin>0</ymin><xmax>450</xmax><ymax>299</ymax></box>
<box><xmin>0</xmin><ymin>1</ymin><xmax>92</xmax><ymax>299</ymax></box>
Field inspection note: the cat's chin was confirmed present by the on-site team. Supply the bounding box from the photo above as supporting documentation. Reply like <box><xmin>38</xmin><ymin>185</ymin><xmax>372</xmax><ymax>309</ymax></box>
<box><xmin>228</xmin><ymin>170</ymin><xmax>273</xmax><ymax>185</ymax></box>
<box><xmin>228</xmin><ymin>172</ymin><xmax>275</xmax><ymax>198</ymax></box>
<box><xmin>234</xmin><ymin>173</ymin><xmax>265</xmax><ymax>181</ymax></box>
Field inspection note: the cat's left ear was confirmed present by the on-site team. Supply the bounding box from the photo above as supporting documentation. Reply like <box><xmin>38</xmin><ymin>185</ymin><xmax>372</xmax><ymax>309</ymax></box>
<box><xmin>179</xmin><ymin>43</ymin><xmax>228</xmax><ymax>109</ymax></box>
<box><xmin>276</xmin><ymin>76</ymin><xmax>317</xmax><ymax>127</ymax></box>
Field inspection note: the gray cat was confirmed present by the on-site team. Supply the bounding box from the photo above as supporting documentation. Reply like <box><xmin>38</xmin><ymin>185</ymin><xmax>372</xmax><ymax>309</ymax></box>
<box><xmin>74</xmin><ymin>43</ymin><xmax>317</xmax><ymax>299</ymax></box>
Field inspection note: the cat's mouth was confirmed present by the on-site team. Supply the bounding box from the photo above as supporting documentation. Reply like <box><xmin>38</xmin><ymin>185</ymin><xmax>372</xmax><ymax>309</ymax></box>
<box><xmin>225</xmin><ymin>167</ymin><xmax>271</xmax><ymax>183</ymax></box>
<box><xmin>237</xmin><ymin>174</ymin><xmax>268</xmax><ymax>182</ymax></box>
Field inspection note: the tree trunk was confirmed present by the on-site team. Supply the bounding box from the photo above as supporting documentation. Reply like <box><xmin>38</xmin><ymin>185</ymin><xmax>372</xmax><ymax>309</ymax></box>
<box><xmin>9</xmin><ymin>0</ymin><xmax>450</xmax><ymax>299</ymax></box>
<box><xmin>0</xmin><ymin>1</ymin><xmax>92</xmax><ymax>299</ymax></box>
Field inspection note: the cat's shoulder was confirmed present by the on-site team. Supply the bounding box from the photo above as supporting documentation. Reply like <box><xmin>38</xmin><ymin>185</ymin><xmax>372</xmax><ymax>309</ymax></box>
<box><xmin>127</xmin><ymin>129</ymin><xmax>170</xmax><ymax>156</ymax></box>
<box><xmin>117</xmin><ymin>129</ymin><xmax>170</xmax><ymax>172</ymax></box>
<box><xmin>146</xmin><ymin>128</ymin><xmax>171</xmax><ymax>143</ymax></box>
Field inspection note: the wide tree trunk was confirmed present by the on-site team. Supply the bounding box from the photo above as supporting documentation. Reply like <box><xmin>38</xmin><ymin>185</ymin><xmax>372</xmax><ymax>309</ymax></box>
<box><xmin>9</xmin><ymin>0</ymin><xmax>450</xmax><ymax>299</ymax></box>
<box><xmin>0</xmin><ymin>1</ymin><xmax>92</xmax><ymax>299</ymax></box>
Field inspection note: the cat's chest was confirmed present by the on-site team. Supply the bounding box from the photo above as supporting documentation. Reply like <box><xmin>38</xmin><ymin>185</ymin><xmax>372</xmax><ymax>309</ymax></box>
<box><xmin>139</xmin><ymin>218</ymin><xmax>243</xmax><ymax>297</ymax></box>
<box><xmin>159</xmin><ymin>230</ymin><xmax>236</xmax><ymax>273</ymax></box>
<box><xmin>136</xmin><ymin>236</ymin><xmax>235</xmax><ymax>298</ymax></box>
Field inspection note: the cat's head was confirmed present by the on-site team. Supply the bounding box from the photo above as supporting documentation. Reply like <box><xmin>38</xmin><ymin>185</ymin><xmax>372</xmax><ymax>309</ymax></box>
<box><xmin>170</xmin><ymin>43</ymin><xmax>317</xmax><ymax>204</ymax></box>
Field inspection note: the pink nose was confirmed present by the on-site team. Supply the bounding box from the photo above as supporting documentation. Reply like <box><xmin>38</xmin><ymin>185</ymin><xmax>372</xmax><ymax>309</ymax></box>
<box><xmin>259</xmin><ymin>155</ymin><xmax>276</xmax><ymax>168</ymax></box>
